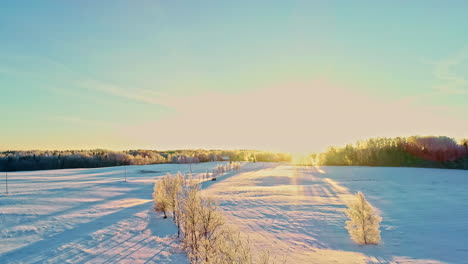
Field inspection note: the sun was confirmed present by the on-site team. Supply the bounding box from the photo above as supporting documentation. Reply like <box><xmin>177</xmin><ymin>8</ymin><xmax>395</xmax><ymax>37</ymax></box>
<box><xmin>291</xmin><ymin>152</ymin><xmax>315</xmax><ymax>165</ymax></box>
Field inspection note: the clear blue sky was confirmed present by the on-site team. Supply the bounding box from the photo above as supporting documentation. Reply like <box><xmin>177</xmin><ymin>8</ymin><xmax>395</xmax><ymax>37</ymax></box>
<box><xmin>1</xmin><ymin>1</ymin><xmax>467</xmax><ymax>152</ymax></box>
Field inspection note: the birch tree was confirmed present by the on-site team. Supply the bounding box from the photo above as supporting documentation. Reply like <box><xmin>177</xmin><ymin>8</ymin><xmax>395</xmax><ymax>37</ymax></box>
<box><xmin>153</xmin><ymin>178</ymin><xmax>169</xmax><ymax>218</ymax></box>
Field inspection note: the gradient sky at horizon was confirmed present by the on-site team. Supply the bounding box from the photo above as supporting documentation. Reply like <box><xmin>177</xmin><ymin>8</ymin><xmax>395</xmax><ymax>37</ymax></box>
<box><xmin>1</xmin><ymin>1</ymin><xmax>467</xmax><ymax>153</ymax></box>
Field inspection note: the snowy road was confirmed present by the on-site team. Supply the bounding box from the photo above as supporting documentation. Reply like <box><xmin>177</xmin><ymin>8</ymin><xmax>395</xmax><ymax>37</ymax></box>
<box><xmin>203</xmin><ymin>165</ymin><xmax>468</xmax><ymax>264</ymax></box>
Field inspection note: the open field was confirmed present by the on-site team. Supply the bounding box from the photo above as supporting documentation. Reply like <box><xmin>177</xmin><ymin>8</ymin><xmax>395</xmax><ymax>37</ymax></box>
<box><xmin>0</xmin><ymin>162</ymin><xmax>239</xmax><ymax>264</ymax></box>
<box><xmin>204</xmin><ymin>165</ymin><xmax>468</xmax><ymax>264</ymax></box>
<box><xmin>1</xmin><ymin>163</ymin><xmax>468</xmax><ymax>263</ymax></box>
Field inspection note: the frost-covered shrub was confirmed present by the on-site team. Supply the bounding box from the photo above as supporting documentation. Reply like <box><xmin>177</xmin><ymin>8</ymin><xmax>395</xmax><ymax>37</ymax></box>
<box><xmin>213</xmin><ymin>164</ymin><xmax>225</xmax><ymax>175</ymax></box>
<box><xmin>345</xmin><ymin>192</ymin><xmax>382</xmax><ymax>245</ymax></box>
<box><xmin>232</xmin><ymin>162</ymin><xmax>241</xmax><ymax>171</ymax></box>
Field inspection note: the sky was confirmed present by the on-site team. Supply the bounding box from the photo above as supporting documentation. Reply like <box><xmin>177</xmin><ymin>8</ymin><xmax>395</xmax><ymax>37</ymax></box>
<box><xmin>1</xmin><ymin>1</ymin><xmax>467</xmax><ymax>153</ymax></box>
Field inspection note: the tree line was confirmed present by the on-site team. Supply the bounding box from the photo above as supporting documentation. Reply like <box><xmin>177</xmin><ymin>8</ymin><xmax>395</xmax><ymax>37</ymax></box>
<box><xmin>0</xmin><ymin>149</ymin><xmax>291</xmax><ymax>172</ymax></box>
<box><xmin>312</xmin><ymin>136</ymin><xmax>468</xmax><ymax>169</ymax></box>
<box><xmin>153</xmin><ymin>169</ymin><xmax>278</xmax><ymax>264</ymax></box>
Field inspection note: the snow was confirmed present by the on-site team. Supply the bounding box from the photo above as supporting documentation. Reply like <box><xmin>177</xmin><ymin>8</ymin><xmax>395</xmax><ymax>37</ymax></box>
<box><xmin>0</xmin><ymin>162</ymin><xmax>231</xmax><ymax>264</ymax></box>
<box><xmin>203</xmin><ymin>164</ymin><xmax>468</xmax><ymax>264</ymax></box>
<box><xmin>2</xmin><ymin>162</ymin><xmax>468</xmax><ymax>263</ymax></box>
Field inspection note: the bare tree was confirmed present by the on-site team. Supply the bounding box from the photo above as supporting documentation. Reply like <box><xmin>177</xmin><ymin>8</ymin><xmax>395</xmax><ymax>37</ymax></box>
<box><xmin>180</xmin><ymin>182</ymin><xmax>202</xmax><ymax>263</ymax></box>
<box><xmin>197</xmin><ymin>198</ymin><xmax>225</xmax><ymax>263</ymax></box>
<box><xmin>256</xmin><ymin>250</ymin><xmax>283</xmax><ymax>264</ymax></box>
<box><xmin>152</xmin><ymin>169</ymin><xmax>276</xmax><ymax>264</ymax></box>
<box><xmin>170</xmin><ymin>172</ymin><xmax>185</xmax><ymax>237</ymax></box>
<box><xmin>215</xmin><ymin>227</ymin><xmax>252</xmax><ymax>264</ymax></box>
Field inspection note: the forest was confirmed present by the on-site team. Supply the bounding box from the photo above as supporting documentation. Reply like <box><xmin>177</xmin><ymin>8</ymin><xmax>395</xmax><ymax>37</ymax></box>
<box><xmin>0</xmin><ymin>149</ymin><xmax>291</xmax><ymax>172</ymax></box>
<box><xmin>2</xmin><ymin>136</ymin><xmax>467</xmax><ymax>172</ymax></box>
<box><xmin>313</xmin><ymin>136</ymin><xmax>468</xmax><ymax>169</ymax></box>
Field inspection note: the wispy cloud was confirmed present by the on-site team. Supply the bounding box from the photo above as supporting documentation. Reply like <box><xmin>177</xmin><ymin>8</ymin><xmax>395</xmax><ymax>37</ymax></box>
<box><xmin>77</xmin><ymin>79</ymin><xmax>171</xmax><ymax>106</ymax></box>
<box><xmin>0</xmin><ymin>52</ymin><xmax>173</xmax><ymax>108</ymax></box>
<box><xmin>427</xmin><ymin>48</ymin><xmax>468</xmax><ymax>95</ymax></box>
<box><xmin>46</xmin><ymin>116</ymin><xmax>119</xmax><ymax>128</ymax></box>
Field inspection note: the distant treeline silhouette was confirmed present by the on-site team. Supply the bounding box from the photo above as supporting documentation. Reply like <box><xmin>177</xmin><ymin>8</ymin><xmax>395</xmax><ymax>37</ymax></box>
<box><xmin>0</xmin><ymin>149</ymin><xmax>291</xmax><ymax>172</ymax></box>
<box><xmin>313</xmin><ymin>136</ymin><xmax>468</xmax><ymax>169</ymax></box>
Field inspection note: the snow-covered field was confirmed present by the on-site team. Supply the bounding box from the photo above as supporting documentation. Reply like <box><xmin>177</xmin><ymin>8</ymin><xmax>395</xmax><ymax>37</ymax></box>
<box><xmin>0</xmin><ymin>162</ymin><xmax>239</xmax><ymax>264</ymax></box>
<box><xmin>203</xmin><ymin>165</ymin><xmax>468</xmax><ymax>264</ymax></box>
<box><xmin>1</xmin><ymin>163</ymin><xmax>468</xmax><ymax>263</ymax></box>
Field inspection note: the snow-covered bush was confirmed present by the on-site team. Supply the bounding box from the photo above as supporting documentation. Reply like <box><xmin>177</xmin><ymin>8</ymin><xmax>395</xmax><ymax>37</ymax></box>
<box><xmin>216</xmin><ymin>164</ymin><xmax>225</xmax><ymax>175</ymax></box>
<box><xmin>232</xmin><ymin>162</ymin><xmax>241</xmax><ymax>171</ymax></box>
<box><xmin>215</xmin><ymin>162</ymin><xmax>242</xmax><ymax>176</ymax></box>
<box><xmin>345</xmin><ymin>192</ymin><xmax>382</xmax><ymax>245</ymax></box>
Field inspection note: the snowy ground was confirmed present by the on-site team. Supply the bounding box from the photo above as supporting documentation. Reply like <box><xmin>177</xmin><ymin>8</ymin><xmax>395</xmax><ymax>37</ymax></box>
<box><xmin>2</xmin><ymin>163</ymin><xmax>468</xmax><ymax>263</ymax></box>
<box><xmin>0</xmin><ymin>162</ymin><xmax>239</xmax><ymax>264</ymax></box>
<box><xmin>203</xmin><ymin>165</ymin><xmax>468</xmax><ymax>264</ymax></box>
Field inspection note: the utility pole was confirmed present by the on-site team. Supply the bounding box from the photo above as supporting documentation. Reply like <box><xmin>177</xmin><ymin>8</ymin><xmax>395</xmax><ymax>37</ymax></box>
<box><xmin>5</xmin><ymin>170</ymin><xmax>8</xmax><ymax>195</ymax></box>
<box><xmin>125</xmin><ymin>166</ymin><xmax>127</xmax><ymax>182</ymax></box>
<box><xmin>5</xmin><ymin>157</ymin><xmax>10</xmax><ymax>195</ymax></box>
